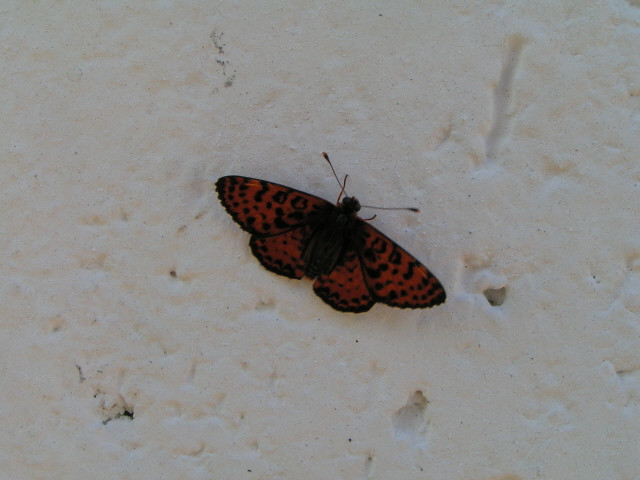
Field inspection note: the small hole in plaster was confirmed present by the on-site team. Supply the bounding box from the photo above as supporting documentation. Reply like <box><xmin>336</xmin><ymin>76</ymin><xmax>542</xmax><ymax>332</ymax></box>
<box><xmin>121</xmin><ymin>409</ymin><xmax>134</xmax><ymax>420</ymax></box>
<box><xmin>484</xmin><ymin>287</ymin><xmax>506</xmax><ymax>306</ymax></box>
<box><xmin>96</xmin><ymin>389</ymin><xmax>135</xmax><ymax>425</ymax></box>
<box><xmin>169</xmin><ymin>270</ymin><xmax>177</xmax><ymax>278</ymax></box>
<box><xmin>392</xmin><ymin>390</ymin><xmax>429</xmax><ymax>448</ymax></box>
<box><xmin>102</xmin><ymin>407</ymin><xmax>134</xmax><ymax>425</ymax></box>
<box><xmin>364</xmin><ymin>455</ymin><xmax>375</xmax><ymax>478</ymax></box>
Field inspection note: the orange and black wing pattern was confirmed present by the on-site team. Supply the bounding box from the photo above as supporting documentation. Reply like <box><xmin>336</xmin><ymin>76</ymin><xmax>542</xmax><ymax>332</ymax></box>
<box><xmin>216</xmin><ymin>175</ymin><xmax>446</xmax><ymax>313</ymax></box>
<box><xmin>312</xmin><ymin>249</ymin><xmax>374</xmax><ymax>312</ymax></box>
<box><xmin>216</xmin><ymin>176</ymin><xmax>330</xmax><ymax>279</ymax></box>
<box><xmin>356</xmin><ymin>221</ymin><xmax>446</xmax><ymax>309</ymax></box>
<box><xmin>215</xmin><ymin>176</ymin><xmax>331</xmax><ymax>236</ymax></box>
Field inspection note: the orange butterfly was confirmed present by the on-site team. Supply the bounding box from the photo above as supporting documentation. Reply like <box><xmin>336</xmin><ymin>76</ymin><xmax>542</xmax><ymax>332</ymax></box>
<box><xmin>215</xmin><ymin>156</ymin><xmax>446</xmax><ymax>313</ymax></box>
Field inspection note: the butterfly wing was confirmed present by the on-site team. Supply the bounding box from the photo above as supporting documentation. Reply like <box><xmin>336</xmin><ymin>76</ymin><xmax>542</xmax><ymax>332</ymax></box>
<box><xmin>357</xmin><ymin>221</ymin><xmax>446</xmax><ymax>309</ymax></box>
<box><xmin>249</xmin><ymin>225</ymin><xmax>315</xmax><ymax>279</ymax></box>
<box><xmin>216</xmin><ymin>176</ymin><xmax>332</xmax><ymax>279</ymax></box>
<box><xmin>215</xmin><ymin>176</ymin><xmax>332</xmax><ymax>236</ymax></box>
<box><xmin>312</xmin><ymin>249</ymin><xmax>374</xmax><ymax>313</ymax></box>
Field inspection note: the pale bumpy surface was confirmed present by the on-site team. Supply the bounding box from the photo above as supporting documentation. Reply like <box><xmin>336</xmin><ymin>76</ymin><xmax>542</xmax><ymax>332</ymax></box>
<box><xmin>1</xmin><ymin>2</ymin><xmax>639</xmax><ymax>479</ymax></box>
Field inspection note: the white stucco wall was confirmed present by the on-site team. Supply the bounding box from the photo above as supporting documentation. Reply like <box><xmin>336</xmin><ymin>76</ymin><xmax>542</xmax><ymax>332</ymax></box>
<box><xmin>1</xmin><ymin>2</ymin><xmax>638</xmax><ymax>479</ymax></box>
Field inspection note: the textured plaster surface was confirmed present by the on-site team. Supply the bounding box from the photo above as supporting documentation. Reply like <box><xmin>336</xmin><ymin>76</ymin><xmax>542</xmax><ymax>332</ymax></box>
<box><xmin>1</xmin><ymin>2</ymin><xmax>639</xmax><ymax>479</ymax></box>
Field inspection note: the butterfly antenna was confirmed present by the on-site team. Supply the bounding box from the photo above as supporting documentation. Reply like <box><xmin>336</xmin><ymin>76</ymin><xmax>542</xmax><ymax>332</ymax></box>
<box><xmin>322</xmin><ymin>152</ymin><xmax>341</xmax><ymax>186</ymax></box>
<box><xmin>323</xmin><ymin>152</ymin><xmax>349</xmax><ymax>202</ymax></box>
<box><xmin>323</xmin><ymin>152</ymin><xmax>419</xmax><ymax>212</ymax></box>
<box><xmin>360</xmin><ymin>204</ymin><xmax>421</xmax><ymax>213</ymax></box>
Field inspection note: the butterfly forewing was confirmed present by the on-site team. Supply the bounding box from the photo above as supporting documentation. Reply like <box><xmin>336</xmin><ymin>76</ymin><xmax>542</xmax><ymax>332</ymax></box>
<box><xmin>215</xmin><ymin>176</ymin><xmax>331</xmax><ymax>235</ymax></box>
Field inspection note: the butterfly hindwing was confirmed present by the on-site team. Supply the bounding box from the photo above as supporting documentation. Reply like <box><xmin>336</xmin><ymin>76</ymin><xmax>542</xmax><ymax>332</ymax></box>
<box><xmin>358</xmin><ymin>222</ymin><xmax>446</xmax><ymax>309</ymax></box>
<box><xmin>215</xmin><ymin>176</ymin><xmax>332</xmax><ymax>236</ymax></box>
<box><xmin>312</xmin><ymin>249</ymin><xmax>374</xmax><ymax>313</ymax></box>
<box><xmin>249</xmin><ymin>225</ymin><xmax>314</xmax><ymax>279</ymax></box>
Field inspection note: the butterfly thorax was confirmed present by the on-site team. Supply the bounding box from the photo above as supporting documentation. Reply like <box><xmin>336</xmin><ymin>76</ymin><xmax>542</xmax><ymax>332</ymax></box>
<box><xmin>340</xmin><ymin>196</ymin><xmax>361</xmax><ymax>216</ymax></box>
<box><xmin>302</xmin><ymin>196</ymin><xmax>361</xmax><ymax>278</ymax></box>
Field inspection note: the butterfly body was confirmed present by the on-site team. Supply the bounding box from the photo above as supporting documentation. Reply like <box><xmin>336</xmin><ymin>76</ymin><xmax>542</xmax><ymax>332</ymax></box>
<box><xmin>216</xmin><ymin>175</ymin><xmax>446</xmax><ymax>313</ymax></box>
<box><xmin>300</xmin><ymin>195</ymin><xmax>360</xmax><ymax>278</ymax></box>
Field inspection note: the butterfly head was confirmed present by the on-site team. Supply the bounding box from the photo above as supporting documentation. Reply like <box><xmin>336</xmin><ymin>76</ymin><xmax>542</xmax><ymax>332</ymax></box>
<box><xmin>340</xmin><ymin>196</ymin><xmax>361</xmax><ymax>215</ymax></box>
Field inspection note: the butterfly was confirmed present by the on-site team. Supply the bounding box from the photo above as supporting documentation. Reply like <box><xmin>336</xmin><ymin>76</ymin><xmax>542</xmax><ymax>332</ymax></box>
<box><xmin>215</xmin><ymin>155</ymin><xmax>446</xmax><ymax>313</ymax></box>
